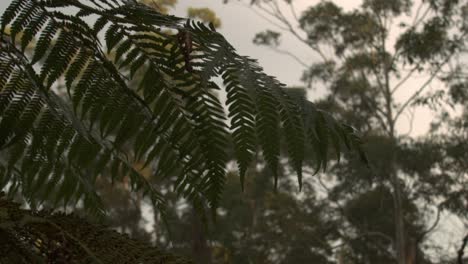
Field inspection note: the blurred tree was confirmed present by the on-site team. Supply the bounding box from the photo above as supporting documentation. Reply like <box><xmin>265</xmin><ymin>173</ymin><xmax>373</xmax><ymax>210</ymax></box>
<box><xmin>223</xmin><ymin>0</ymin><xmax>468</xmax><ymax>263</ymax></box>
<box><xmin>150</xmin><ymin>165</ymin><xmax>340</xmax><ymax>264</ymax></box>
<box><xmin>139</xmin><ymin>0</ymin><xmax>177</xmax><ymax>14</ymax></box>
<box><xmin>0</xmin><ymin>1</ymin><xmax>366</xmax><ymax>263</ymax></box>
<box><xmin>139</xmin><ymin>0</ymin><xmax>221</xmax><ymax>28</ymax></box>
<box><xmin>213</xmin><ymin>169</ymin><xmax>337</xmax><ymax>264</ymax></box>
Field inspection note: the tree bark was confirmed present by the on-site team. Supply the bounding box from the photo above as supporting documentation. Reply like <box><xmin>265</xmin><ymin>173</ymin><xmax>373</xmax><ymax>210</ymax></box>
<box><xmin>380</xmin><ymin>15</ymin><xmax>407</xmax><ymax>262</ymax></box>
<box><xmin>191</xmin><ymin>208</ymin><xmax>212</xmax><ymax>264</ymax></box>
<box><xmin>392</xmin><ymin>171</ymin><xmax>407</xmax><ymax>264</ymax></box>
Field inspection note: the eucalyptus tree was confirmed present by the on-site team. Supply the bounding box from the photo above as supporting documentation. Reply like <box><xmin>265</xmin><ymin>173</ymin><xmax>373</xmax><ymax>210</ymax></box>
<box><xmin>159</xmin><ymin>166</ymin><xmax>341</xmax><ymax>264</ymax></box>
<box><xmin>223</xmin><ymin>0</ymin><xmax>468</xmax><ymax>263</ymax></box>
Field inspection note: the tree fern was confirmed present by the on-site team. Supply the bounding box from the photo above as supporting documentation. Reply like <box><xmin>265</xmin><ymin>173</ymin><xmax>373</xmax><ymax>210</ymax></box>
<box><xmin>0</xmin><ymin>194</ymin><xmax>192</xmax><ymax>263</ymax></box>
<box><xmin>0</xmin><ymin>0</ymin><xmax>366</xmax><ymax>215</ymax></box>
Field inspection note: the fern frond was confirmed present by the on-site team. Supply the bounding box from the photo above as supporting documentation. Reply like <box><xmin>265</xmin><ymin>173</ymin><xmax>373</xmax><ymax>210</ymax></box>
<box><xmin>222</xmin><ymin>66</ymin><xmax>256</xmax><ymax>189</ymax></box>
<box><xmin>20</xmin><ymin>11</ymin><xmax>47</xmax><ymax>51</ymax></box>
<box><xmin>9</xmin><ymin>1</ymin><xmax>40</xmax><ymax>43</ymax></box>
<box><xmin>0</xmin><ymin>196</ymin><xmax>193</xmax><ymax>264</ymax></box>
<box><xmin>275</xmin><ymin>89</ymin><xmax>306</xmax><ymax>189</ymax></box>
<box><xmin>31</xmin><ymin>20</ymin><xmax>57</xmax><ymax>63</ymax></box>
<box><xmin>0</xmin><ymin>0</ymin><xmax>367</xmax><ymax>215</ymax></box>
<box><xmin>1</xmin><ymin>0</ymin><xmax>26</xmax><ymax>32</ymax></box>
<box><xmin>0</xmin><ymin>42</ymin><xmax>165</xmax><ymax>215</ymax></box>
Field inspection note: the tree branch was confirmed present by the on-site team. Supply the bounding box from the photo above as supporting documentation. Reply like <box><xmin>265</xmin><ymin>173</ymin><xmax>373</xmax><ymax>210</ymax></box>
<box><xmin>268</xmin><ymin>46</ymin><xmax>309</xmax><ymax>67</ymax></box>
<box><xmin>458</xmin><ymin>234</ymin><xmax>468</xmax><ymax>264</ymax></box>
<box><xmin>393</xmin><ymin>62</ymin><xmax>446</xmax><ymax>124</ymax></box>
<box><xmin>392</xmin><ymin>28</ymin><xmax>468</xmax><ymax>124</ymax></box>
<box><xmin>242</xmin><ymin>2</ymin><xmax>290</xmax><ymax>31</ymax></box>
<box><xmin>400</xmin><ymin>107</ymin><xmax>415</xmax><ymax>137</ymax></box>
<box><xmin>247</xmin><ymin>0</ymin><xmax>329</xmax><ymax>62</ymax></box>
<box><xmin>288</xmin><ymin>0</ymin><xmax>300</xmax><ymax>23</ymax></box>
<box><xmin>416</xmin><ymin>205</ymin><xmax>441</xmax><ymax>243</ymax></box>
<box><xmin>391</xmin><ymin>66</ymin><xmax>419</xmax><ymax>95</ymax></box>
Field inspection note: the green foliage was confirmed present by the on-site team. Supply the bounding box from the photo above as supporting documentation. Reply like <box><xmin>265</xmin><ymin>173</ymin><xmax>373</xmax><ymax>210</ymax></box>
<box><xmin>298</xmin><ymin>1</ymin><xmax>343</xmax><ymax>46</ymax></box>
<box><xmin>151</xmin><ymin>170</ymin><xmax>338</xmax><ymax>264</ymax></box>
<box><xmin>362</xmin><ymin>0</ymin><xmax>411</xmax><ymax>16</ymax></box>
<box><xmin>0</xmin><ymin>193</ymin><xmax>192</xmax><ymax>263</ymax></box>
<box><xmin>237</xmin><ymin>0</ymin><xmax>467</xmax><ymax>262</ymax></box>
<box><xmin>396</xmin><ymin>17</ymin><xmax>452</xmax><ymax>64</ymax></box>
<box><xmin>253</xmin><ymin>30</ymin><xmax>281</xmax><ymax>47</ymax></box>
<box><xmin>0</xmin><ymin>0</ymin><xmax>364</xmax><ymax>216</ymax></box>
<box><xmin>215</xmin><ymin>171</ymin><xmax>337</xmax><ymax>264</ymax></box>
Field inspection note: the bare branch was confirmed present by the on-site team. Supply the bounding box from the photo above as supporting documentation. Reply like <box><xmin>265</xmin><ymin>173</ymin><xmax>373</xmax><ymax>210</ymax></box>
<box><xmin>393</xmin><ymin>74</ymin><xmax>435</xmax><ymax>123</ymax></box>
<box><xmin>268</xmin><ymin>46</ymin><xmax>309</xmax><ymax>67</ymax></box>
<box><xmin>368</xmin><ymin>61</ymin><xmax>387</xmax><ymax>96</ymax></box>
<box><xmin>412</xmin><ymin>0</ymin><xmax>425</xmax><ymax>25</ymax></box>
<box><xmin>417</xmin><ymin>206</ymin><xmax>442</xmax><ymax>243</ymax></box>
<box><xmin>412</xmin><ymin>5</ymin><xmax>432</xmax><ymax>29</ymax></box>
<box><xmin>246</xmin><ymin>0</ymin><xmax>329</xmax><ymax>62</ymax></box>
<box><xmin>253</xmin><ymin>10</ymin><xmax>290</xmax><ymax>30</ymax></box>
<box><xmin>288</xmin><ymin>0</ymin><xmax>300</xmax><ymax>23</ymax></box>
<box><xmin>391</xmin><ymin>66</ymin><xmax>419</xmax><ymax>94</ymax></box>
<box><xmin>400</xmin><ymin>107</ymin><xmax>415</xmax><ymax>137</ymax></box>
<box><xmin>458</xmin><ymin>234</ymin><xmax>468</xmax><ymax>264</ymax></box>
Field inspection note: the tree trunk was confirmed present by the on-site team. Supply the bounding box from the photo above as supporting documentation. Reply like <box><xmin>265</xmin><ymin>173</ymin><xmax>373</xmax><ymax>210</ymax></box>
<box><xmin>389</xmin><ymin>128</ymin><xmax>406</xmax><ymax>264</ymax></box>
<box><xmin>191</xmin><ymin>208</ymin><xmax>212</xmax><ymax>264</ymax></box>
<box><xmin>405</xmin><ymin>237</ymin><xmax>417</xmax><ymax>264</ymax></box>
<box><xmin>381</xmin><ymin>20</ymin><xmax>407</xmax><ymax>261</ymax></box>
<box><xmin>392</xmin><ymin>171</ymin><xmax>407</xmax><ymax>264</ymax></box>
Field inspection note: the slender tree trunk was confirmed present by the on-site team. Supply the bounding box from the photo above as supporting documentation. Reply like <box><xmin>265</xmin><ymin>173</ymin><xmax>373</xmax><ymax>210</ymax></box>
<box><xmin>379</xmin><ymin>15</ymin><xmax>407</xmax><ymax>262</ymax></box>
<box><xmin>191</xmin><ymin>207</ymin><xmax>212</xmax><ymax>264</ymax></box>
<box><xmin>390</xmin><ymin>152</ymin><xmax>406</xmax><ymax>264</ymax></box>
<box><xmin>386</xmin><ymin>81</ymin><xmax>407</xmax><ymax>264</ymax></box>
<box><xmin>385</xmin><ymin>82</ymin><xmax>407</xmax><ymax>264</ymax></box>
<box><xmin>406</xmin><ymin>237</ymin><xmax>417</xmax><ymax>264</ymax></box>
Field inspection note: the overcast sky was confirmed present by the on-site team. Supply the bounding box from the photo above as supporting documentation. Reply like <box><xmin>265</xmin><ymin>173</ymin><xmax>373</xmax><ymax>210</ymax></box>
<box><xmin>0</xmin><ymin>0</ymin><xmax>442</xmax><ymax>136</ymax></box>
<box><xmin>173</xmin><ymin>0</ymin><xmax>359</xmax><ymax>87</ymax></box>
<box><xmin>173</xmin><ymin>0</ymin><xmax>445</xmax><ymax>137</ymax></box>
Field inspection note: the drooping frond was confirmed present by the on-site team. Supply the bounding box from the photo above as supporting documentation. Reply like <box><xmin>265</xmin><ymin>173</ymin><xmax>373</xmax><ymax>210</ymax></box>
<box><xmin>0</xmin><ymin>0</ymin><xmax>366</xmax><ymax>213</ymax></box>
<box><xmin>0</xmin><ymin>43</ymin><xmax>165</xmax><ymax>215</ymax></box>
<box><xmin>0</xmin><ymin>194</ymin><xmax>192</xmax><ymax>263</ymax></box>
